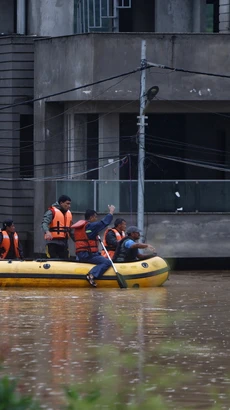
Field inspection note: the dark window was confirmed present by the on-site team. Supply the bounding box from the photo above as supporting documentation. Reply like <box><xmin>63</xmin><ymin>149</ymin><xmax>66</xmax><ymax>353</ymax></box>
<box><xmin>206</xmin><ymin>0</ymin><xmax>219</xmax><ymax>32</ymax></box>
<box><xmin>20</xmin><ymin>115</ymin><xmax>34</xmax><ymax>178</ymax></box>
<box><xmin>119</xmin><ymin>0</ymin><xmax>155</xmax><ymax>32</ymax></box>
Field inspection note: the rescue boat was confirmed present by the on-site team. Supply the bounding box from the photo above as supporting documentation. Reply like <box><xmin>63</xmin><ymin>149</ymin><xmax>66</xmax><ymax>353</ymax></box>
<box><xmin>0</xmin><ymin>256</ymin><xmax>169</xmax><ymax>288</ymax></box>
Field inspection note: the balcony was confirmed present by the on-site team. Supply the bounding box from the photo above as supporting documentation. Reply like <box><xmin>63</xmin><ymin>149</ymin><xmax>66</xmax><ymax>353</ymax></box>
<box><xmin>56</xmin><ymin>180</ymin><xmax>230</xmax><ymax>213</ymax></box>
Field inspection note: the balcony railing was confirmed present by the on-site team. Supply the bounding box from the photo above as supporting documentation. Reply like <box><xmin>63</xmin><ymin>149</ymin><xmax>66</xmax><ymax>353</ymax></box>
<box><xmin>56</xmin><ymin>180</ymin><xmax>230</xmax><ymax>213</ymax></box>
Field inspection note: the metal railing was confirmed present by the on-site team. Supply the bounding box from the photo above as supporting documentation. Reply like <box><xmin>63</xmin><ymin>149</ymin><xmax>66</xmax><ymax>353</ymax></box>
<box><xmin>74</xmin><ymin>0</ymin><xmax>131</xmax><ymax>33</ymax></box>
<box><xmin>56</xmin><ymin>180</ymin><xmax>230</xmax><ymax>213</ymax></box>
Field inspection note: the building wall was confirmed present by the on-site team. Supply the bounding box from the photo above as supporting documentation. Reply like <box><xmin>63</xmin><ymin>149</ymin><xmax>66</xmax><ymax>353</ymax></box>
<box><xmin>27</xmin><ymin>0</ymin><xmax>74</xmax><ymax>36</ymax></box>
<box><xmin>219</xmin><ymin>0</ymin><xmax>230</xmax><ymax>32</ymax></box>
<box><xmin>155</xmin><ymin>0</ymin><xmax>206</xmax><ymax>32</ymax></box>
<box><xmin>32</xmin><ymin>32</ymin><xmax>230</xmax><ymax>257</ymax></box>
<box><xmin>0</xmin><ymin>36</ymin><xmax>35</xmax><ymax>252</ymax></box>
<box><xmin>34</xmin><ymin>33</ymin><xmax>230</xmax><ymax>103</ymax></box>
<box><xmin>68</xmin><ymin>212</ymin><xmax>230</xmax><ymax>259</ymax></box>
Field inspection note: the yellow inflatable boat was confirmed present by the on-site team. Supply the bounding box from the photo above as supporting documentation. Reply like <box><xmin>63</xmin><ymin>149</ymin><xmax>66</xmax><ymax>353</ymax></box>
<box><xmin>0</xmin><ymin>256</ymin><xmax>169</xmax><ymax>288</ymax></box>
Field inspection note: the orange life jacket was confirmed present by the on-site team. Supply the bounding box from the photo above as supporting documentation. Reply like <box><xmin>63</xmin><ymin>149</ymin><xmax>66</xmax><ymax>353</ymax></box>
<box><xmin>46</xmin><ymin>207</ymin><xmax>72</xmax><ymax>239</ymax></box>
<box><xmin>72</xmin><ymin>220</ymin><xmax>98</xmax><ymax>254</ymax></box>
<box><xmin>101</xmin><ymin>228</ymin><xmax>125</xmax><ymax>259</ymax></box>
<box><xmin>0</xmin><ymin>231</ymin><xmax>20</xmax><ymax>259</ymax></box>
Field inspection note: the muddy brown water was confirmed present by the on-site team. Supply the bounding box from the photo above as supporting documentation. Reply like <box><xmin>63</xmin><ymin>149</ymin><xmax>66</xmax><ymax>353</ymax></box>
<box><xmin>0</xmin><ymin>272</ymin><xmax>230</xmax><ymax>409</ymax></box>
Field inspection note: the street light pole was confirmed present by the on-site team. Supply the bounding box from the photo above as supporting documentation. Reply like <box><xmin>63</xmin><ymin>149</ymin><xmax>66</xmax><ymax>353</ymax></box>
<box><xmin>137</xmin><ymin>40</ymin><xmax>147</xmax><ymax>242</ymax></box>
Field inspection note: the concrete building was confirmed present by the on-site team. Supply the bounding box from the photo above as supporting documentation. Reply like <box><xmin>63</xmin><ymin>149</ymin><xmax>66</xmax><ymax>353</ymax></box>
<box><xmin>1</xmin><ymin>0</ymin><xmax>230</xmax><ymax>261</ymax></box>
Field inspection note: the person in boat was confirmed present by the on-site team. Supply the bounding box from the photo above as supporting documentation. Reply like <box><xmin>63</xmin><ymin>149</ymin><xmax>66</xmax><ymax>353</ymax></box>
<box><xmin>101</xmin><ymin>218</ymin><xmax>126</xmax><ymax>259</ymax></box>
<box><xmin>0</xmin><ymin>219</ymin><xmax>24</xmax><ymax>260</ymax></box>
<box><xmin>41</xmin><ymin>195</ymin><xmax>74</xmax><ymax>259</ymax></box>
<box><xmin>113</xmin><ymin>226</ymin><xmax>156</xmax><ymax>263</ymax></box>
<box><xmin>72</xmin><ymin>205</ymin><xmax>115</xmax><ymax>287</ymax></box>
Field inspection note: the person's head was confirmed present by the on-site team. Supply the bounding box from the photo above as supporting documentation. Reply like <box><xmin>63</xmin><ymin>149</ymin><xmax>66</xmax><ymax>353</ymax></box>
<box><xmin>114</xmin><ymin>218</ymin><xmax>126</xmax><ymax>233</ymax></box>
<box><xmin>126</xmin><ymin>226</ymin><xmax>141</xmax><ymax>240</ymax></box>
<box><xmin>85</xmin><ymin>209</ymin><xmax>98</xmax><ymax>222</ymax></box>
<box><xmin>2</xmin><ymin>219</ymin><xmax>15</xmax><ymax>233</ymax></box>
<box><xmin>58</xmin><ymin>195</ymin><xmax>71</xmax><ymax>212</ymax></box>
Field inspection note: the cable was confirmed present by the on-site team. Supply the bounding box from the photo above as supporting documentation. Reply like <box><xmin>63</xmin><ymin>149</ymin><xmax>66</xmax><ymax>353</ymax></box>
<box><xmin>146</xmin><ymin>151</ymin><xmax>230</xmax><ymax>173</ymax></box>
<box><xmin>2</xmin><ymin>60</ymin><xmax>230</xmax><ymax>113</ymax></box>
<box><xmin>0</xmin><ymin>71</ymin><xmax>135</xmax><ymax>142</ymax></box>
<box><xmin>147</xmin><ymin>62</ymin><xmax>230</xmax><ymax>80</ymax></box>
<box><xmin>0</xmin><ymin>66</ymin><xmax>149</xmax><ymax>111</ymax></box>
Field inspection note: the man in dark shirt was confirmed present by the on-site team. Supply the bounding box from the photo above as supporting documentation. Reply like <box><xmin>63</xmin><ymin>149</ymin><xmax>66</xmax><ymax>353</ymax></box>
<box><xmin>73</xmin><ymin>205</ymin><xmax>115</xmax><ymax>287</ymax></box>
<box><xmin>0</xmin><ymin>219</ymin><xmax>24</xmax><ymax>260</ymax></box>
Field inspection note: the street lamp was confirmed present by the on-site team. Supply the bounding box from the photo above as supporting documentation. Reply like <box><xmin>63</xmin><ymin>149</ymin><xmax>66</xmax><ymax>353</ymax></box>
<box><xmin>137</xmin><ymin>40</ymin><xmax>159</xmax><ymax>242</ymax></box>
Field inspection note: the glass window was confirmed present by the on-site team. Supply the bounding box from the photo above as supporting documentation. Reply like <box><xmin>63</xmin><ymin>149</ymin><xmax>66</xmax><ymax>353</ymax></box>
<box><xmin>206</xmin><ymin>0</ymin><xmax>219</xmax><ymax>32</ymax></box>
<box><xmin>20</xmin><ymin>115</ymin><xmax>34</xmax><ymax>178</ymax></box>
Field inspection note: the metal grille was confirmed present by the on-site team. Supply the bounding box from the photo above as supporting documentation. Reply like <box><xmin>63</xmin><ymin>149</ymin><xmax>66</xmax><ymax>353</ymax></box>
<box><xmin>74</xmin><ymin>0</ymin><xmax>131</xmax><ymax>33</ymax></box>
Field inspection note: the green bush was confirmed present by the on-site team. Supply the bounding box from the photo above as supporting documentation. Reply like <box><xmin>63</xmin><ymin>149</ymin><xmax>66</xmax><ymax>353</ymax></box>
<box><xmin>0</xmin><ymin>376</ymin><xmax>40</xmax><ymax>410</ymax></box>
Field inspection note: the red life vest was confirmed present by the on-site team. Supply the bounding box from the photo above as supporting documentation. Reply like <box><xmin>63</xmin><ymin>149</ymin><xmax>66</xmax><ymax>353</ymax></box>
<box><xmin>101</xmin><ymin>228</ymin><xmax>125</xmax><ymax>258</ymax></box>
<box><xmin>46</xmin><ymin>207</ymin><xmax>72</xmax><ymax>239</ymax></box>
<box><xmin>72</xmin><ymin>220</ymin><xmax>98</xmax><ymax>254</ymax></box>
<box><xmin>0</xmin><ymin>231</ymin><xmax>20</xmax><ymax>259</ymax></box>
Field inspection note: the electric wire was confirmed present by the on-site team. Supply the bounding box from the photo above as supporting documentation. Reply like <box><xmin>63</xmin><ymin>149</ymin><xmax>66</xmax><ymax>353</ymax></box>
<box><xmin>0</xmin><ymin>66</ymin><xmax>149</xmax><ymax>111</ymax></box>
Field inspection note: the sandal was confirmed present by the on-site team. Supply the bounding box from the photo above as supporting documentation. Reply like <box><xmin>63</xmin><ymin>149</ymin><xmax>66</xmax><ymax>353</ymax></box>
<box><xmin>86</xmin><ymin>273</ymin><xmax>97</xmax><ymax>287</ymax></box>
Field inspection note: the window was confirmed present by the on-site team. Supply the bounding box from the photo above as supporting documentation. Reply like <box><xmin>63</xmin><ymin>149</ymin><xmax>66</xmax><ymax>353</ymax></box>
<box><xmin>206</xmin><ymin>0</ymin><xmax>219</xmax><ymax>32</ymax></box>
<box><xmin>20</xmin><ymin>115</ymin><xmax>34</xmax><ymax>178</ymax></box>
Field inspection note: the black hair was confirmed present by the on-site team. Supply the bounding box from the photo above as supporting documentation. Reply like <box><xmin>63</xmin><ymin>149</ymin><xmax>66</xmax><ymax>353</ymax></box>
<box><xmin>85</xmin><ymin>209</ymin><xmax>97</xmax><ymax>220</ymax></box>
<box><xmin>114</xmin><ymin>218</ymin><xmax>126</xmax><ymax>227</ymax></box>
<box><xmin>2</xmin><ymin>220</ymin><xmax>14</xmax><ymax>230</ymax></box>
<box><xmin>58</xmin><ymin>195</ymin><xmax>71</xmax><ymax>204</ymax></box>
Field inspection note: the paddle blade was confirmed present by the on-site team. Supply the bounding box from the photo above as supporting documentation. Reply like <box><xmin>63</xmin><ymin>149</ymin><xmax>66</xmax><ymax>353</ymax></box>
<box><xmin>116</xmin><ymin>272</ymin><xmax>128</xmax><ymax>289</ymax></box>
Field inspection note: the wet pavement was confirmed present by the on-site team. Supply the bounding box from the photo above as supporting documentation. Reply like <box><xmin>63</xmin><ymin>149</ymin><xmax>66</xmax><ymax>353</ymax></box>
<box><xmin>0</xmin><ymin>272</ymin><xmax>230</xmax><ymax>409</ymax></box>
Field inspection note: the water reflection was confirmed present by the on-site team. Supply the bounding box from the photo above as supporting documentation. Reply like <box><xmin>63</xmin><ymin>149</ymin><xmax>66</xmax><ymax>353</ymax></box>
<box><xmin>0</xmin><ymin>273</ymin><xmax>230</xmax><ymax>409</ymax></box>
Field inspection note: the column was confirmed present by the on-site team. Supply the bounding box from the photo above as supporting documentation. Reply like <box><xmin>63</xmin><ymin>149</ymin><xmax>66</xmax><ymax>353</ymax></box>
<box><xmin>66</xmin><ymin>113</ymin><xmax>87</xmax><ymax>179</ymax></box>
<box><xmin>98</xmin><ymin>113</ymin><xmax>120</xmax><ymax>212</ymax></box>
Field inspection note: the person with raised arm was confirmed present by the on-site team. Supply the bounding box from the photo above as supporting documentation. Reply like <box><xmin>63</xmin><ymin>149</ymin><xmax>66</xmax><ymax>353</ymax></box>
<box><xmin>72</xmin><ymin>205</ymin><xmax>115</xmax><ymax>287</ymax></box>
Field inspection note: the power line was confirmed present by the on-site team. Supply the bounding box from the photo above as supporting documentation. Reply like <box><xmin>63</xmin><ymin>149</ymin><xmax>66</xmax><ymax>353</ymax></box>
<box><xmin>147</xmin><ymin>62</ymin><xmax>230</xmax><ymax>79</ymax></box>
<box><xmin>2</xmin><ymin>61</ymin><xmax>230</xmax><ymax>113</ymax></box>
<box><xmin>0</xmin><ymin>66</ymin><xmax>147</xmax><ymax>111</ymax></box>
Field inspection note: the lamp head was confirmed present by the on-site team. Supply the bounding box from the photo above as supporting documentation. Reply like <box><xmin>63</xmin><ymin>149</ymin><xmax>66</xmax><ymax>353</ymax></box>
<box><xmin>147</xmin><ymin>86</ymin><xmax>159</xmax><ymax>101</ymax></box>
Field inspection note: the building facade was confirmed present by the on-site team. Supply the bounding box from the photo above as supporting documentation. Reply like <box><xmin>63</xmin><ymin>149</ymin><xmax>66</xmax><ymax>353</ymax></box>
<box><xmin>1</xmin><ymin>0</ymin><xmax>230</xmax><ymax>259</ymax></box>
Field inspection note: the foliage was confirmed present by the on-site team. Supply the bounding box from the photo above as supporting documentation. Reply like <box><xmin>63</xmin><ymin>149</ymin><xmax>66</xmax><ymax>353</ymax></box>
<box><xmin>0</xmin><ymin>376</ymin><xmax>40</xmax><ymax>410</ymax></box>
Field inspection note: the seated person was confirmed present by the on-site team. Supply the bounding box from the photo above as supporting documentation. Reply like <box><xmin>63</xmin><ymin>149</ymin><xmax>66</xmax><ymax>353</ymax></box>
<box><xmin>101</xmin><ymin>218</ymin><xmax>126</xmax><ymax>259</ymax></box>
<box><xmin>0</xmin><ymin>219</ymin><xmax>24</xmax><ymax>260</ymax></box>
<box><xmin>113</xmin><ymin>226</ymin><xmax>156</xmax><ymax>263</ymax></box>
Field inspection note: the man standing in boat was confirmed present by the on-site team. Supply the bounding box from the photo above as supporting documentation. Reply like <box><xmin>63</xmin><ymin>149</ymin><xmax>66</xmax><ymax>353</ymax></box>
<box><xmin>72</xmin><ymin>205</ymin><xmax>115</xmax><ymax>287</ymax></box>
<box><xmin>41</xmin><ymin>195</ymin><xmax>74</xmax><ymax>259</ymax></box>
<box><xmin>101</xmin><ymin>218</ymin><xmax>126</xmax><ymax>259</ymax></box>
<box><xmin>0</xmin><ymin>219</ymin><xmax>24</xmax><ymax>260</ymax></box>
<box><xmin>113</xmin><ymin>226</ymin><xmax>156</xmax><ymax>263</ymax></box>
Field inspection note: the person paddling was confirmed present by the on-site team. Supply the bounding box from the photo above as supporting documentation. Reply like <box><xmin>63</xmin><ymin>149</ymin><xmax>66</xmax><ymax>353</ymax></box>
<box><xmin>72</xmin><ymin>205</ymin><xmax>115</xmax><ymax>287</ymax></box>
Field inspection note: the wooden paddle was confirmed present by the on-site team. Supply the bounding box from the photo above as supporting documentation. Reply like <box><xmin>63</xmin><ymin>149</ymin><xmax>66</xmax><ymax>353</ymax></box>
<box><xmin>97</xmin><ymin>235</ymin><xmax>128</xmax><ymax>289</ymax></box>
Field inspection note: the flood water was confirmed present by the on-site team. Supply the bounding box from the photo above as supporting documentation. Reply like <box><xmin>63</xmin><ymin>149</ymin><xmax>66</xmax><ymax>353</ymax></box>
<box><xmin>0</xmin><ymin>272</ymin><xmax>230</xmax><ymax>409</ymax></box>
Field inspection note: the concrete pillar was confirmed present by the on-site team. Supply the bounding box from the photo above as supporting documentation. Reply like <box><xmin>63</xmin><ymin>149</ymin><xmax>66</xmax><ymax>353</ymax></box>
<box><xmin>27</xmin><ymin>0</ymin><xmax>74</xmax><ymax>36</ymax></box>
<box><xmin>66</xmin><ymin>113</ymin><xmax>87</xmax><ymax>179</ymax></box>
<box><xmin>192</xmin><ymin>0</ymin><xmax>206</xmax><ymax>32</ymax></box>
<box><xmin>155</xmin><ymin>0</ymin><xmax>206</xmax><ymax>33</ymax></box>
<box><xmin>98</xmin><ymin>113</ymin><xmax>120</xmax><ymax>213</ymax></box>
<box><xmin>34</xmin><ymin>100</ymin><xmax>46</xmax><ymax>255</ymax></box>
<box><xmin>34</xmin><ymin>102</ymin><xmax>64</xmax><ymax>256</ymax></box>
